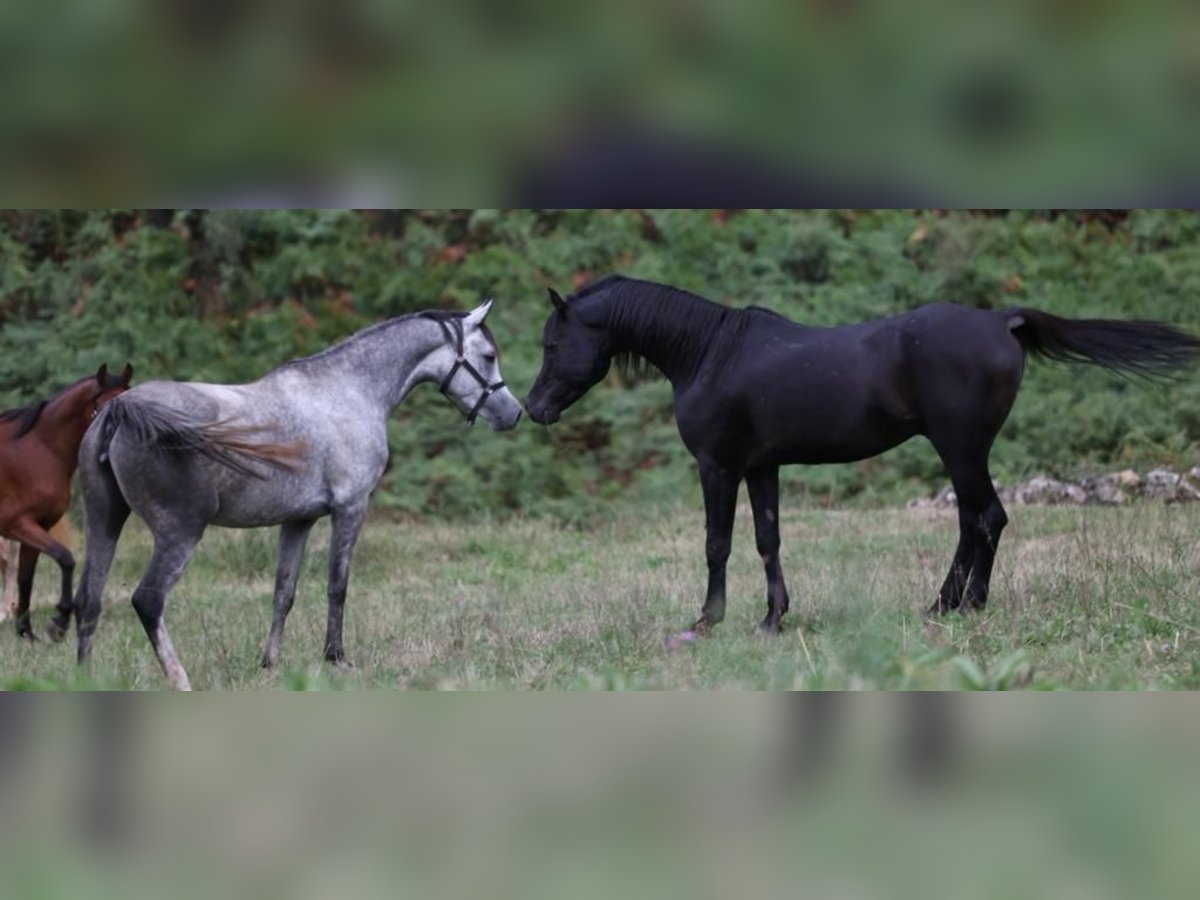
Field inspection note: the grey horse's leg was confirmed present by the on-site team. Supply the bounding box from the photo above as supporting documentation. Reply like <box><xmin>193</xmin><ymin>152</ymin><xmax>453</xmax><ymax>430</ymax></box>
<box><xmin>261</xmin><ymin>518</ymin><xmax>316</xmax><ymax>669</ymax></box>
<box><xmin>323</xmin><ymin>501</ymin><xmax>369</xmax><ymax>665</ymax></box>
<box><xmin>130</xmin><ymin>530</ymin><xmax>205</xmax><ymax>691</ymax></box>
<box><xmin>73</xmin><ymin>468</ymin><xmax>132</xmax><ymax>659</ymax></box>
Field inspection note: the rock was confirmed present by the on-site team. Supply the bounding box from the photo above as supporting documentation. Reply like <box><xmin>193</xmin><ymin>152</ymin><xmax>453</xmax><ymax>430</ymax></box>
<box><xmin>1081</xmin><ymin>473</ymin><xmax>1129</xmax><ymax>505</ymax></box>
<box><xmin>1144</xmin><ymin>468</ymin><xmax>1183</xmax><ymax>501</ymax></box>
<box><xmin>934</xmin><ymin>485</ymin><xmax>957</xmax><ymax>507</ymax></box>
<box><xmin>907</xmin><ymin>468</ymin><xmax>1200</xmax><ymax>510</ymax></box>
<box><xmin>1011</xmin><ymin>476</ymin><xmax>1088</xmax><ymax>505</ymax></box>
<box><xmin>1117</xmin><ymin>469</ymin><xmax>1142</xmax><ymax>489</ymax></box>
<box><xmin>906</xmin><ymin>484</ymin><xmax>957</xmax><ymax>510</ymax></box>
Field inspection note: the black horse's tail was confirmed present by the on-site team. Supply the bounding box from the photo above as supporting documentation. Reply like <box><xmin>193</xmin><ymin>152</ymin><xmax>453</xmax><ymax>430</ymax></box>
<box><xmin>100</xmin><ymin>397</ymin><xmax>306</xmax><ymax>479</ymax></box>
<box><xmin>1007</xmin><ymin>307</ymin><xmax>1200</xmax><ymax>380</ymax></box>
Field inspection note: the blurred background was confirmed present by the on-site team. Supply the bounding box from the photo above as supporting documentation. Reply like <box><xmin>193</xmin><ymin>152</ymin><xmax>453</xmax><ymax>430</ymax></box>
<box><xmin>3</xmin><ymin>696</ymin><xmax>1200</xmax><ymax>899</ymax></box>
<box><xmin>2</xmin><ymin>1</ymin><xmax>1200</xmax><ymax>205</ymax></box>
<box><xmin>1</xmin><ymin>208</ymin><xmax>1198</xmax><ymax>523</ymax></box>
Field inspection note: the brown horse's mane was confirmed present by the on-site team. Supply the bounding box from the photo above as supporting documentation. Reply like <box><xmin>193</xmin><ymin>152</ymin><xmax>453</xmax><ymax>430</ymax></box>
<box><xmin>0</xmin><ymin>399</ymin><xmax>51</xmax><ymax>440</ymax></box>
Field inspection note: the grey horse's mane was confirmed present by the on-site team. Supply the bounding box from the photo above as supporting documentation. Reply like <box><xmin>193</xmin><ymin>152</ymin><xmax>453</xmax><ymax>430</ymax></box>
<box><xmin>269</xmin><ymin>310</ymin><xmax>496</xmax><ymax>375</ymax></box>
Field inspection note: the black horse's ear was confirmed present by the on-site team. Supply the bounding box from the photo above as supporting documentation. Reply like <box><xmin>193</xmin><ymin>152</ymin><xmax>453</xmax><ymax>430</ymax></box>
<box><xmin>95</xmin><ymin>363</ymin><xmax>109</xmax><ymax>384</ymax></box>
<box><xmin>547</xmin><ymin>288</ymin><xmax>567</xmax><ymax>315</ymax></box>
<box><xmin>120</xmin><ymin>362</ymin><xmax>134</xmax><ymax>385</ymax></box>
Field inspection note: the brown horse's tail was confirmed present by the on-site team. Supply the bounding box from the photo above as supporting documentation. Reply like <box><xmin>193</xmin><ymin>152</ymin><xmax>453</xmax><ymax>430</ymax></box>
<box><xmin>100</xmin><ymin>398</ymin><xmax>306</xmax><ymax>479</ymax></box>
<box><xmin>1007</xmin><ymin>307</ymin><xmax>1200</xmax><ymax>380</ymax></box>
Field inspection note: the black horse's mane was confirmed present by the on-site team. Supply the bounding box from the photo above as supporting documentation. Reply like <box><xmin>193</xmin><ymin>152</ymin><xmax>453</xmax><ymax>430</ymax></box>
<box><xmin>575</xmin><ymin>275</ymin><xmax>753</xmax><ymax>380</ymax></box>
<box><xmin>0</xmin><ymin>373</ymin><xmax>115</xmax><ymax>441</ymax></box>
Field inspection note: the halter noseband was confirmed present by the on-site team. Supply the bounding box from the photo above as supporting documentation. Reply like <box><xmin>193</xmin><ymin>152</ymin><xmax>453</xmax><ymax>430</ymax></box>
<box><xmin>431</xmin><ymin>315</ymin><xmax>505</xmax><ymax>426</ymax></box>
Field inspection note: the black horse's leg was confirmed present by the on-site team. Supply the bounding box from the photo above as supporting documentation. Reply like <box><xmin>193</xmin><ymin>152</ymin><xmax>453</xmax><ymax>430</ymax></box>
<box><xmin>692</xmin><ymin>463</ymin><xmax>740</xmax><ymax>633</ymax></box>
<box><xmin>962</xmin><ymin>489</ymin><xmax>1007</xmax><ymax>610</ymax></box>
<box><xmin>930</xmin><ymin>453</ymin><xmax>1005</xmax><ymax>614</ymax></box>
<box><xmin>261</xmin><ymin>518</ymin><xmax>316</xmax><ymax>669</ymax></box>
<box><xmin>932</xmin><ymin>507</ymin><xmax>976</xmax><ymax>614</ymax></box>
<box><xmin>324</xmin><ymin>500</ymin><xmax>369</xmax><ymax>666</ymax></box>
<box><xmin>746</xmin><ymin>466</ymin><xmax>790</xmax><ymax>633</ymax></box>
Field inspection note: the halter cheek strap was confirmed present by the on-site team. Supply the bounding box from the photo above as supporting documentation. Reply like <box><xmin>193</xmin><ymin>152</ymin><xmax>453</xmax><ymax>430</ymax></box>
<box><xmin>431</xmin><ymin>316</ymin><xmax>505</xmax><ymax>426</ymax></box>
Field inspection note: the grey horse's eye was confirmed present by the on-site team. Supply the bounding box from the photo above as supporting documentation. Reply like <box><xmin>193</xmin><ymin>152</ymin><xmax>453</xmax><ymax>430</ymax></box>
<box><xmin>483</xmin><ymin>353</ymin><xmax>497</xmax><ymax>364</ymax></box>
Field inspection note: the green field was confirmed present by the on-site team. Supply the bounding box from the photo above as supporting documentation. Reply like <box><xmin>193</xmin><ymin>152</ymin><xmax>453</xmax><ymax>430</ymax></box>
<box><xmin>3</xmin><ymin>499</ymin><xmax>1198</xmax><ymax>690</ymax></box>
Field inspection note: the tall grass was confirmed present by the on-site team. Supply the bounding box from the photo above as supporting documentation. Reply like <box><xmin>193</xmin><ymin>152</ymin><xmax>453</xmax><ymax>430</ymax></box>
<box><xmin>2</xmin><ymin>501</ymin><xmax>1198</xmax><ymax>689</ymax></box>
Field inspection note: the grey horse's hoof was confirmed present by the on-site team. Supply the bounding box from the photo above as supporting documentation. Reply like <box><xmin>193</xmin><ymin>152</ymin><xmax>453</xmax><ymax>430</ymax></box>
<box><xmin>46</xmin><ymin>619</ymin><xmax>69</xmax><ymax>642</ymax></box>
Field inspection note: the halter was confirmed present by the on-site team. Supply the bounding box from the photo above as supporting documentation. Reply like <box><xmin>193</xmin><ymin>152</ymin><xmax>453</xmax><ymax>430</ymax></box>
<box><xmin>430</xmin><ymin>315</ymin><xmax>505</xmax><ymax>426</ymax></box>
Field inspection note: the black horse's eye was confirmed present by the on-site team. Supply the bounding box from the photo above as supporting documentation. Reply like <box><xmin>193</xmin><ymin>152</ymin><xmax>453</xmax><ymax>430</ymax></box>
<box><xmin>544</xmin><ymin>342</ymin><xmax>557</xmax><ymax>353</ymax></box>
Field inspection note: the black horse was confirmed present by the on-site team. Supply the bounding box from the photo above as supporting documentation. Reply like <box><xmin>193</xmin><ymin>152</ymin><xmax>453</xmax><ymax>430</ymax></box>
<box><xmin>524</xmin><ymin>275</ymin><xmax>1200</xmax><ymax>633</ymax></box>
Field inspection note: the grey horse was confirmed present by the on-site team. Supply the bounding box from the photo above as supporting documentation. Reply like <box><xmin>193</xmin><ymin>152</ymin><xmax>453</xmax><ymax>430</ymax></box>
<box><xmin>69</xmin><ymin>301</ymin><xmax>522</xmax><ymax>690</ymax></box>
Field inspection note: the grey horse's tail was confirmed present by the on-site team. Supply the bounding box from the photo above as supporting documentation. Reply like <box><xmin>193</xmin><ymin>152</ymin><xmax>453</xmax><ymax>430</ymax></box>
<box><xmin>99</xmin><ymin>398</ymin><xmax>306</xmax><ymax>479</ymax></box>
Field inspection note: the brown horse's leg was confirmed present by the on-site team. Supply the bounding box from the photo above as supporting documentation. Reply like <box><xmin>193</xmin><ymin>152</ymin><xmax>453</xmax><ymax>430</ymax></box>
<box><xmin>7</xmin><ymin>520</ymin><xmax>75</xmax><ymax>641</ymax></box>
<box><xmin>45</xmin><ymin>520</ymin><xmax>76</xmax><ymax>641</ymax></box>
<box><xmin>0</xmin><ymin>540</ymin><xmax>16</xmax><ymax>622</ymax></box>
<box><xmin>692</xmin><ymin>462</ymin><xmax>740</xmax><ymax>633</ymax></box>
<box><xmin>746</xmin><ymin>466</ymin><xmax>790</xmax><ymax>633</ymax></box>
<box><xmin>13</xmin><ymin>544</ymin><xmax>39</xmax><ymax>640</ymax></box>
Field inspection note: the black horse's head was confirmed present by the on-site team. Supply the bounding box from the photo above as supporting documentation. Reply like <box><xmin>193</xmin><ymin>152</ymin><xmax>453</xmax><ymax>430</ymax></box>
<box><xmin>524</xmin><ymin>288</ymin><xmax>613</xmax><ymax>425</ymax></box>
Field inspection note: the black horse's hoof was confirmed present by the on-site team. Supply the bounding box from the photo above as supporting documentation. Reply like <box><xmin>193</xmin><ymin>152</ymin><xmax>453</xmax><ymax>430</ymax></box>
<box><xmin>756</xmin><ymin>620</ymin><xmax>784</xmax><ymax>636</ymax></box>
<box><xmin>16</xmin><ymin>625</ymin><xmax>38</xmax><ymax>642</ymax></box>
<box><xmin>690</xmin><ymin>618</ymin><xmax>716</xmax><ymax>637</ymax></box>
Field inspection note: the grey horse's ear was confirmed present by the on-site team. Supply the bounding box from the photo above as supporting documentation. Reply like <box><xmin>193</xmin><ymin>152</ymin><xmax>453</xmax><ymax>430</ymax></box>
<box><xmin>95</xmin><ymin>363</ymin><xmax>109</xmax><ymax>385</ymax></box>
<box><xmin>464</xmin><ymin>298</ymin><xmax>494</xmax><ymax>329</ymax></box>
<box><xmin>548</xmin><ymin>288</ymin><xmax>567</xmax><ymax>315</ymax></box>
<box><xmin>120</xmin><ymin>362</ymin><xmax>134</xmax><ymax>385</ymax></box>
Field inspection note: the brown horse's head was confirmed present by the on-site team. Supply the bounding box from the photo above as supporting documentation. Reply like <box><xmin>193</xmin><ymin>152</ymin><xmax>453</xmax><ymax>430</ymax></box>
<box><xmin>1</xmin><ymin>363</ymin><xmax>134</xmax><ymax>442</ymax></box>
<box><xmin>88</xmin><ymin>363</ymin><xmax>134</xmax><ymax>420</ymax></box>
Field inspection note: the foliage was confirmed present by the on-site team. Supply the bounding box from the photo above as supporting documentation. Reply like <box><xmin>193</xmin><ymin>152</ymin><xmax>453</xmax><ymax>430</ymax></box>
<box><xmin>1</xmin><ymin>209</ymin><xmax>1199</xmax><ymax>521</ymax></box>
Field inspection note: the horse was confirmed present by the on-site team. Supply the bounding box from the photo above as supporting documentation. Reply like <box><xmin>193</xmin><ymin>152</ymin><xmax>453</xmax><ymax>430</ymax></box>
<box><xmin>524</xmin><ymin>275</ymin><xmax>1200</xmax><ymax>633</ymax></box>
<box><xmin>72</xmin><ymin>302</ymin><xmax>521</xmax><ymax>689</ymax></box>
<box><xmin>0</xmin><ymin>365</ymin><xmax>133</xmax><ymax>640</ymax></box>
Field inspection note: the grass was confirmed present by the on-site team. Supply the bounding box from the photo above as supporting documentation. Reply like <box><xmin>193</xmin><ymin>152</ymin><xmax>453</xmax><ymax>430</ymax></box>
<box><xmin>2</xmin><ymin>500</ymin><xmax>1199</xmax><ymax>690</ymax></box>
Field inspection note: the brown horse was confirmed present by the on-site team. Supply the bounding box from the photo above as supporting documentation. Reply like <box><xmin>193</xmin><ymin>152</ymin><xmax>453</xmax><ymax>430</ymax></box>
<box><xmin>0</xmin><ymin>364</ymin><xmax>132</xmax><ymax>640</ymax></box>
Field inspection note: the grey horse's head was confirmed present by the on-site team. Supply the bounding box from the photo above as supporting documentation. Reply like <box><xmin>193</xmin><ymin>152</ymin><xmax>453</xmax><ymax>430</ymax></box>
<box><xmin>431</xmin><ymin>300</ymin><xmax>523</xmax><ymax>431</ymax></box>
